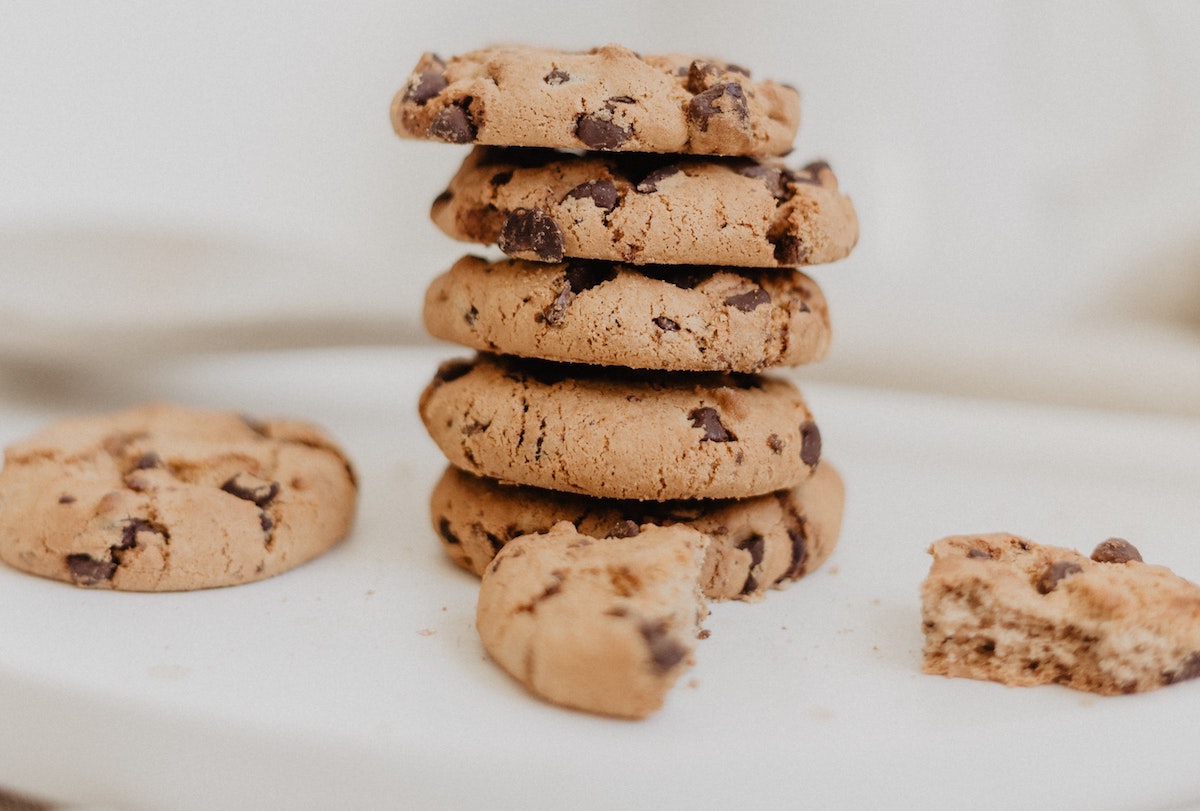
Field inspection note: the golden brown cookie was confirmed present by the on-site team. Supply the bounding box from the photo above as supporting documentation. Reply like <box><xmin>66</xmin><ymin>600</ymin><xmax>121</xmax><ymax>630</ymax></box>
<box><xmin>0</xmin><ymin>402</ymin><xmax>357</xmax><ymax>591</ymax></box>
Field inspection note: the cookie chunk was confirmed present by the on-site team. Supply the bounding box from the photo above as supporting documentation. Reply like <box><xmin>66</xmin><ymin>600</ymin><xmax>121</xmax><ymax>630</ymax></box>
<box><xmin>0</xmin><ymin>402</ymin><xmax>357</xmax><ymax>591</ymax></box>
<box><xmin>430</xmin><ymin>461</ymin><xmax>843</xmax><ymax>601</ymax></box>
<box><xmin>391</xmin><ymin>44</ymin><xmax>800</xmax><ymax>157</ymax></box>
<box><xmin>431</xmin><ymin>146</ymin><xmax>858</xmax><ymax>267</ymax></box>
<box><xmin>476</xmin><ymin>521</ymin><xmax>708</xmax><ymax>718</ymax></box>
<box><xmin>424</xmin><ymin>255</ymin><xmax>831</xmax><ymax>373</ymax></box>
<box><xmin>419</xmin><ymin>354</ymin><xmax>822</xmax><ymax>501</ymax></box>
<box><xmin>921</xmin><ymin>533</ymin><xmax>1200</xmax><ymax>694</ymax></box>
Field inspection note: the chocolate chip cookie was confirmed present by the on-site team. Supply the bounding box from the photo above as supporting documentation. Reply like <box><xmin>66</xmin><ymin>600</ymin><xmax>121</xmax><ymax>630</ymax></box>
<box><xmin>430</xmin><ymin>461</ymin><xmax>842</xmax><ymax>601</ymax></box>
<box><xmin>476</xmin><ymin>520</ymin><xmax>709</xmax><ymax>718</ymax></box>
<box><xmin>921</xmin><ymin>533</ymin><xmax>1200</xmax><ymax>694</ymax></box>
<box><xmin>423</xmin><ymin>255</ymin><xmax>832</xmax><ymax>373</ymax></box>
<box><xmin>431</xmin><ymin>146</ymin><xmax>858</xmax><ymax>267</ymax></box>
<box><xmin>419</xmin><ymin>354</ymin><xmax>823</xmax><ymax>501</ymax></box>
<box><xmin>0</xmin><ymin>402</ymin><xmax>357</xmax><ymax>591</ymax></box>
<box><xmin>391</xmin><ymin>44</ymin><xmax>800</xmax><ymax>157</ymax></box>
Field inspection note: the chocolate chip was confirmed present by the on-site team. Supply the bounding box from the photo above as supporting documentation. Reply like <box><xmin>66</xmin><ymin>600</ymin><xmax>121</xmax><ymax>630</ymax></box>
<box><xmin>799</xmin><ymin>421</ymin><xmax>821</xmax><ymax>467</ymax></box>
<box><xmin>782</xmin><ymin>513</ymin><xmax>810</xmax><ymax>581</ymax></box>
<box><xmin>260</xmin><ymin>512</ymin><xmax>274</xmax><ymax>537</ymax></box>
<box><xmin>427</xmin><ymin>101</ymin><xmax>476</xmax><ymax>143</ymax></box>
<box><xmin>685</xmin><ymin>60</ymin><xmax>722</xmax><ymax>93</ymax></box>
<box><xmin>133</xmin><ymin>452</ymin><xmax>162</xmax><ymax>470</ymax></box>
<box><xmin>1167</xmin><ymin>651</ymin><xmax>1200</xmax><ymax>684</ymax></box>
<box><xmin>498</xmin><ymin>207</ymin><xmax>564</xmax><ymax>262</ymax></box>
<box><xmin>481</xmin><ymin>526</ymin><xmax>507</xmax><ymax>553</ymax></box>
<box><xmin>635</xmin><ymin>164</ymin><xmax>680</xmax><ymax>193</ymax></box>
<box><xmin>968</xmin><ymin>548</ymin><xmax>992</xmax><ymax>559</ymax></box>
<box><xmin>724</xmin><ymin>287</ymin><xmax>771</xmax><ymax>312</ymax></box>
<box><xmin>794</xmin><ymin>161</ymin><xmax>831</xmax><ymax>186</ymax></box>
<box><xmin>739</xmin><ymin>164</ymin><xmax>790</xmax><ymax>200</ymax></box>
<box><xmin>738</xmin><ymin>535</ymin><xmax>765</xmax><ymax>595</ymax></box>
<box><xmin>566</xmin><ymin>179</ymin><xmax>619</xmax><ymax>212</ymax></box>
<box><xmin>465</xmin><ymin>305</ymin><xmax>478</xmax><ymax>325</ymax></box>
<box><xmin>771</xmin><ymin>234</ymin><xmax>807</xmax><ymax>265</ymax></box>
<box><xmin>687</xmin><ymin>82</ymin><xmax>749</xmax><ymax>131</ymax></box>
<box><xmin>575</xmin><ymin>112</ymin><xmax>631</xmax><ymax>150</ymax></box>
<box><xmin>1037</xmin><ymin>560</ymin><xmax>1083</xmax><ymax>594</ymax></box>
<box><xmin>1091</xmin><ymin>537</ymin><xmax>1143</xmax><ymax>564</ymax></box>
<box><xmin>221</xmin><ymin>473</ymin><xmax>281</xmax><ymax>509</ymax></box>
<box><xmin>640</xmin><ymin>620</ymin><xmax>687</xmax><ymax>673</ymax></box>
<box><xmin>540</xmin><ymin>284</ymin><xmax>573</xmax><ymax>326</ymax></box>
<box><xmin>767</xmin><ymin>434</ymin><xmax>784</xmax><ymax>453</ymax></box>
<box><xmin>490</xmin><ymin>170</ymin><xmax>513</xmax><ymax>186</ymax></box>
<box><xmin>607</xmin><ymin>519</ymin><xmax>641</xmax><ymax>538</ymax></box>
<box><xmin>543</xmin><ymin>68</ymin><xmax>570</xmax><ymax>85</ymax></box>
<box><xmin>119</xmin><ymin>517</ymin><xmax>161</xmax><ymax>550</ymax></box>
<box><xmin>461</xmin><ymin>421</ymin><xmax>488</xmax><ymax>436</ymax></box>
<box><xmin>689</xmin><ymin>407</ymin><xmax>736</xmax><ymax>442</ymax></box>
<box><xmin>66</xmin><ymin>553</ymin><xmax>117</xmax><ymax>584</ymax></box>
<box><xmin>726</xmin><ymin>63</ymin><xmax>750</xmax><ymax>77</ymax></box>
<box><xmin>433</xmin><ymin>357</ymin><xmax>473</xmax><ymax>385</ymax></box>
<box><xmin>405</xmin><ymin>70</ymin><xmax>447</xmax><ymax>104</ymax></box>
<box><xmin>653</xmin><ymin>316</ymin><xmax>680</xmax><ymax>331</ymax></box>
<box><xmin>58</xmin><ymin>494</ymin><xmax>76</xmax><ymax>505</ymax></box>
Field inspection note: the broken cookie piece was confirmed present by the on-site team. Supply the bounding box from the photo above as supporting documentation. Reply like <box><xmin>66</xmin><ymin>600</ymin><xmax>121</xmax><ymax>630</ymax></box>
<box><xmin>920</xmin><ymin>533</ymin><xmax>1200</xmax><ymax>694</ymax></box>
<box><xmin>0</xmin><ymin>402</ymin><xmax>357</xmax><ymax>591</ymax></box>
<box><xmin>476</xmin><ymin>521</ymin><xmax>708</xmax><ymax>718</ymax></box>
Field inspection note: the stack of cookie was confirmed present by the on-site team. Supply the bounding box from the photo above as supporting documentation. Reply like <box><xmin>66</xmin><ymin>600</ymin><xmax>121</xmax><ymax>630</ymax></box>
<box><xmin>393</xmin><ymin>44</ymin><xmax>858</xmax><ymax>717</ymax></box>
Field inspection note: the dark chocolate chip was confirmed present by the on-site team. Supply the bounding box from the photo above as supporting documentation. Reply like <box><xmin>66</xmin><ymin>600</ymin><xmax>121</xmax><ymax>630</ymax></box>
<box><xmin>689</xmin><ymin>407</ymin><xmax>736</xmax><ymax>442</ymax></box>
<box><xmin>481</xmin><ymin>526</ymin><xmax>507</xmax><ymax>553</ymax></box>
<box><xmin>739</xmin><ymin>534</ymin><xmax>765</xmax><ymax>567</ymax></box>
<box><xmin>260</xmin><ymin>512</ymin><xmax>275</xmax><ymax>537</ymax></box>
<box><xmin>607</xmin><ymin>520</ymin><xmax>641</xmax><ymax>539</ymax></box>
<box><xmin>726</xmin><ymin>63</ymin><xmax>751</xmax><ymax>77</ymax></box>
<box><xmin>490</xmin><ymin>170</ymin><xmax>513</xmax><ymax>186</ymax></box>
<box><xmin>685</xmin><ymin>60</ymin><xmax>722</xmax><ymax>93</ymax></box>
<box><xmin>465</xmin><ymin>305</ymin><xmax>478</xmax><ymax>325</ymax></box>
<box><xmin>433</xmin><ymin>357</ymin><xmax>474</xmax><ymax>385</ymax></box>
<box><xmin>540</xmin><ymin>283</ymin><xmax>573</xmax><ymax>326</ymax></box>
<box><xmin>653</xmin><ymin>316</ymin><xmax>680</xmax><ymax>331</ymax></box>
<box><xmin>640</xmin><ymin>620</ymin><xmax>688</xmax><ymax>673</ymax></box>
<box><xmin>66</xmin><ymin>553</ymin><xmax>117</xmax><ymax>584</ymax></box>
<box><xmin>687</xmin><ymin>82</ymin><xmax>749</xmax><ymax>131</ymax></box>
<box><xmin>799</xmin><ymin>420</ymin><xmax>821</xmax><ymax>467</ymax></box>
<box><xmin>566</xmin><ymin>179</ymin><xmax>619</xmax><ymax>212</ymax></box>
<box><xmin>574</xmin><ymin>112</ymin><xmax>631</xmax><ymax>150</ymax></box>
<box><xmin>543</xmin><ymin>68</ymin><xmax>570</xmax><ymax>85</ymax></box>
<box><xmin>771</xmin><ymin>234</ymin><xmax>807</xmax><ymax>265</ymax></box>
<box><xmin>221</xmin><ymin>474</ymin><xmax>281</xmax><ymax>509</ymax></box>
<box><xmin>1167</xmin><ymin>651</ymin><xmax>1200</xmax><ymax>684</ymax></box>
<box><xmin>1037</xmin><ymin>560</ymin><xmax>1083</xmax><ymax>594</ymax></box>
<box><xmin>405</xmin><ymin>70</ymin><xmax>448</xmax><ymax>104</ymax></box>
<box><xmin>461</xmin><ymin>421</ymin><xmax>489</xmax><ymax>436</ymax></box>
<box><xmin>635</xmin><ymin>164</ymin><xmax>680</xmax><ymax>193</ymax></box>
<box><xmin>58</xmin><ymin>494</ymin><xmax>76</xmax><ymax>505</ymax></box>
<box><xmin>1090</xmin><ymin>537</ymin><xmax>1143</xmax><ymax>564</ymax></box>
<box><xmin>427</xmin><ymin>101</ymin><xmax>476</xmax><ymax>143</ymax></box>
<box><xmin>724</xmin><ymin>287</ymin><xmax>771</xmax><ymax>312</ymax></box>
<box><xmin>607</xmin><ymin>95</ymin><xmax>637</xmax><ymax>104</ymax></box>
<box><xmin>133</xmin><ymin>452</ymin><xmax>162</xmax><ymax>470</ymax></box>
<box><xmin>767</xmin><ymin>434</ymin><xmax>784</xmax><ymax>453</ymax></box>
<box><xmin>739</xmin><ymin>165</ymin><xmax>790</xmax><ymax>200</ymax></box>
<box><xmin>968</xmin><ymin>548</ymin><xmax>992</xmax><ymax>559</ymax></box>
<box><xmin>784</xmin><ymin>522</ymin><xmax>809</xmax><ymax>580</ymax></box>
<box><xmin>119</xmin><ymin>517</ymin><xmax>161</xmax><ymax>550</ymax></box>
<box><xmin>794</xmin><ymin>161</ymin><xmax>831</xmax><ymax>185</ymax></box>
<box><xmin>498</xmin><ymin>208</ymin><xmax>564</xmax><ymax>262</ymax></box>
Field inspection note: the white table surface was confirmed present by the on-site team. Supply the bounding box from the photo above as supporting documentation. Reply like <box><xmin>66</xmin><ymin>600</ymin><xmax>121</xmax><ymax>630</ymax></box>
<box><xmin>1</xmin><ymin>345</ymin><xmax>1199</xmax><ymax>811</ymax></box>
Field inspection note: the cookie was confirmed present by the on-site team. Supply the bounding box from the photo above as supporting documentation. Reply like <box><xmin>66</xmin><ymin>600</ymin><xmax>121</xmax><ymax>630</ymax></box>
<box><xmin>430</xmin><ymin>461</ymin><xmax>843</xmax><ymax>601</ymax></box>
<box><xmin>0</xmin><ymin>402</ymin><xmax>357</xmax><ymax>591</ymax></box>
<box><xmin>921</xmin><ymin>533</ymin><xmax>1200</xmax><ymax>695</ymax></box>
<box><xmin>391</xmin><ymin>44</ymin><xmax>800</xmax><ymax>157</ymax></box>
<box><xmin>476</xmin><ymin>520</ymin><xmax>708</xmax><ymax>718</ymax></box>
<box><xmin>423</xmin><ymin>255</ymin><xmax>831</xmax><ymax>373</ymax></box>
<box><xmin>418</xmin><ymin>354</ymin><xmax>822</xmax><ymax>501</ymax></box>
<box><xmin>431</xmin><ymin>146</ymin><xmax>858</xmax><ymax>267</ymax></box>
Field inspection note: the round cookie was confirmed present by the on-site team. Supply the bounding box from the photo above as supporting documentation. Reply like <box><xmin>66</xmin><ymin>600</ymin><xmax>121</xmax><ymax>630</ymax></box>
<box><xmin>418</xmin><ymin>353</ymin><xmax>822</xmax><ymax>501</ymax></box>
<box><xmin>0</xmin><ymin>402</ymin><xmax>357</xmax><ymax>591</ymax></box>
<box><xmin>476</xmin><ymin>520</ymin><xmax>709</xmax><ymax>718</ymax></box>
<box><xmin>391</xmin><ymin>44</ymin><xmax>800</xmax><ymax>157</ymax></box>
<box><xmin>431</xmin><ymin>146</ymin><xmax>858</xmax><ymax>268</ymax></box>
<box><xmin>424</xmin><ymin>255</ymin><xmax>832</xmax><ymax>373</ymax></box>
<box><xmin>430</xmin><ymin>462</ymin><xmax>844</xmax><ymax>601</ymax></box>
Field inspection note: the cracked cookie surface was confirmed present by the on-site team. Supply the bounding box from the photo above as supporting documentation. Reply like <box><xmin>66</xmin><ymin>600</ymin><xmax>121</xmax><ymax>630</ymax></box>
<box><xmin>431</xmin><ymin>146</ymin><xmax>858</xmax><ymax>267</ymax></box>
<box><xmin>418</xmin><ymin>353</ymin><xmax>821</xmax><ymax>501</ymax></box>
<box><xmin>391</xmin><ymin>43</ymin><xmax>800</xmax><ymax>157</ymax></box>
<box><xmin>0</xmin><ymin>402</ymin><xmax>357</xmax><ymax>591</ymax></box>
<box><xmin>431</xmin><ymin>462</ymin><xmax>843</xmax><ymax>601</ymax></box>
<box><xmin>424</xmin><ymin>255</ymin><xmax>832</xmax><ymax>372</ymax></box>
<box><xmin>476</xmin><ymin>520</ymin><xmax>708</xmax><ymax>718</ymax></box>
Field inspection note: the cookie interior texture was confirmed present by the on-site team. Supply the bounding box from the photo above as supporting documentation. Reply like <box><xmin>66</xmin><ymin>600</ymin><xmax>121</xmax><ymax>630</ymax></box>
<box><xmin>920</xmin><ymin>533</ymin><xmax>1200</xmax><ymax>694</ymax></box>
<box><xmin>0</xmin><ymin>402</ymin><xmax>357</xmax><ymax>591</ymax></box>
<box><xmin>475</xmin><ymin>521</ymin><xmax>709</xmax><ymax>719</ymax></box>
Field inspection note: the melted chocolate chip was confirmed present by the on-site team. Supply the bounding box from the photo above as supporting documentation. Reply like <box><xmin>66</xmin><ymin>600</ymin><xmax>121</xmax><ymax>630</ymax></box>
<box><xmin>566</xmin><ymin>179</ymin><xmax>619</xmax><ymax>212</ymax></box>
<box><xmin>607</xmin><ymin>520</ymin><xmax>641</xmax><ymax>539</ymax></box>
<box><xmin>575</xmin><ymin>113</ymin><xmax>631</xmax><ymax>150</ymax></box>
<box><xmin>1091</xmin><ymin>537</ymin><xmax>1143</xmax><ymax>564</ymax></box>
<box><xmin>221</xmin><ymin>474</ymin><xmax>281</xmax><ymax>509</ymax></box>
<box><xmin>66</xmin><ymin>553</ymin><xmax>117</xmax><ymax>584</ymax></box>
<box><xmin>1037</xmin><ymin>560</ymin><xmax>1083</xmax><ymax>594</ymax></box>
<box><xmin>640</xmin><ymin>620</ymin><xmax>687</xmax><ymax>673</ymax></box>
<box><xmin>427</xmin><ymin>101</ymin><xmax>476</xmax><ymax>143</ymax></box>
<box><xmin>653</xmin><ymin>316</ymin><xmax>680</xmax><ymax>331</ymax></box>
<box><xmin>724</xmin><ymin>287</ymin><xmax>771</xmax><ymax>312</ymax></box>
<box><xmin>406</xmin><ymin>70</ymin><xmax>447</xmax><ymax>104</ymax></box>
<box><xmin>543</xmin><ymin>68</ymin><xmax>570</xmax><ymax>85</ymax></box>
<box><xmin>799</xmin><ymin>421</ymin><xmax>821</xmax><ymax>467</ymax></box>
<box><xmin>636</xmin><ymin>164</ymin><xmax>680</xmax><ymax>193</ymax></box>
<box><xmin>689</xmin><ymin>407</ymin><xmax>736</xmax><ymax>442</ymax></box>
<box><xmin>687</xmin><ymin>82</ymin><xmax>749</xmax><ymax>131</ymax></box>
<box><xmin>498</xmin><ymin>207</ymin><xmax>564</xmax><ymax>262</ymax></box>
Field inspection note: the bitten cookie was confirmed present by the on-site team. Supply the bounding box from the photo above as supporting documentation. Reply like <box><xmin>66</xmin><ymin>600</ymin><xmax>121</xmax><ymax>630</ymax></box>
<box><xmin>0</xmin><ymin>402</ymin><xmax>357</xmax><ymax>591</ymax></box>
<box><xmin>424</xmin><ymin>255</ymin><xmax>832</xmax><ymax>373</ymax></box>
<box><xmin>430</xmin><ymin>461</ymin><xmax>843</xmax><ymax>601</ymax></box>
<box><xmin>418</xmin><ymin>354</ymin><xmax>822</xmax><ymax>501</ymax></box>
<box><xmin>476</xmin><ymin>520</ymin><xmax>709</xmax><ymax>718</ymax></box>
<box><xmin>391</xmin><ymin>44</ymin><xmax>800</xmax><ymax>157</ymax></box>
<box><xmin>921</xmin><ymin>533</ymin><xmax>1200</xmax><ymax>694</ymax></box>
<box><xmin>431</xmin><ymin>146</ymin><xmax>858</xmax><ymax>267</ymax></box>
